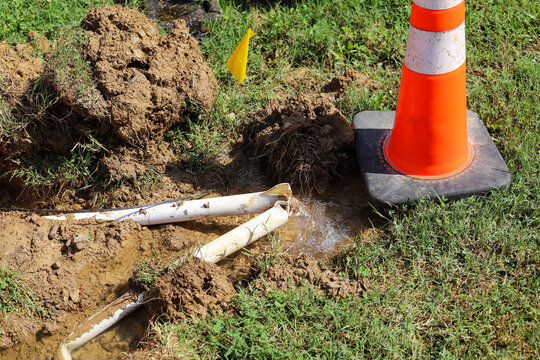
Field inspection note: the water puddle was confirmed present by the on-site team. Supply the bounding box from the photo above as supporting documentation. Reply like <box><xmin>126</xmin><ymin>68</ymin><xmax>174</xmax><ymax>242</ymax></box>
<box><xmin>71</xmin><ymin>307</ymin><xmax>149</xmax><ymax>360</ymax></box>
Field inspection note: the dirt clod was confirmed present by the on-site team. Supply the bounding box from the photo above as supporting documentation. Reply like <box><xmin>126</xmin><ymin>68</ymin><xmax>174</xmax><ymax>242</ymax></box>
<box><xmin>0</xmin><ymin>41</ymin><xmax>43</xmax><ymax>105</ymax></box>
<box><xmin>249</xmin><ymin>95</ymin><xmax>354</xmax><ymax>193</ymax></box>
<box><xmin>58</xmin><ymin>5</ymin><xmax>219</xmax><ymax>145</ymax></box>
<box><xmin>256</xmin><ymin>254</ymin><xmax>362</xmax><ymax>299</ymax></box>
<box><xmin>151</xmin><ymin>257</ymin><xmax>235</xmax><ymax>319</ymax></box>
<box><xmin>321</xmin><ymin>68</ymin><xmax>375</xmax><ymax>100</ymax></box>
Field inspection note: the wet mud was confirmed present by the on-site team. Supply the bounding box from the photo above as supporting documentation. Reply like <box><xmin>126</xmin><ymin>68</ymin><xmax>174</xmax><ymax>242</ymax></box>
<box><xmin>145</xmin><ymin>0</ymin><xmax>223</xmax><ymax>36</ymax></box>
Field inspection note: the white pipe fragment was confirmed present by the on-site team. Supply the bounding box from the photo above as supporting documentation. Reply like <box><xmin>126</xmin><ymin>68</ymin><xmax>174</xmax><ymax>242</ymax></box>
<box><xmin>57</xmin><ymin>202</ymin><xmax>289</xmax><ymax>360</ymax></box>
<box><xmin>58</xmin><ymin>291</ymin><xmax>146</xmax><ymax>360</ymax></box>
<box><xmin>194</xmin><ymin>202</ymin><xmax>289</xmax><ymax>263</ymax></box>
<box><xmin>44</xmin><ymin>183</ymin><xmax>291</xmax><ymax>225</ymax></box>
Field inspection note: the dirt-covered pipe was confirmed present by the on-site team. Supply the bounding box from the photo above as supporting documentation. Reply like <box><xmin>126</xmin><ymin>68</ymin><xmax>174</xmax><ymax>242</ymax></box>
<box><xmin>44</xmin><ymin>183</ymin><xmax>291</xmax><ymax>225</ymax></box>
<box><xmin>56</xmin><ymin>202</ymin><xmax>290</xmax><ymax>360</ymax></box>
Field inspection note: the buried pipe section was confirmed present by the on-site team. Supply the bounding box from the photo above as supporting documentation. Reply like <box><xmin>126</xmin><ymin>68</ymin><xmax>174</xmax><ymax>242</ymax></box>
<box><xmin>57</xmin><ymin>201</ymin><xmax>290</xmax><ymax>360</ymax></box>
<box><xmin>44</xmin><ymin>183</ymin><xmax>291</xmax><ymax>224</ymax></box>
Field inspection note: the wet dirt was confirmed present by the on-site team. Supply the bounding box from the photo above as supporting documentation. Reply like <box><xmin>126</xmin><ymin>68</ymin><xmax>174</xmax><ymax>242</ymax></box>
<box><xmin>0</xmin><ymin>170</ymin><xmax>372</xmax><ymax>359</ymax></box>
<box><xmin>70</xmin><ymin>307</ymin><xmax>149</xmax><ymax>360</ymax></box>
<box><xmin>248</xmin><ymin>95</ymin><xmax>355</xmax><ymax>193</ymax></box>
<box><xmin>0</xmin><ymin>204</ymin><xmax>276</xmax><ymax>359</ymax></box>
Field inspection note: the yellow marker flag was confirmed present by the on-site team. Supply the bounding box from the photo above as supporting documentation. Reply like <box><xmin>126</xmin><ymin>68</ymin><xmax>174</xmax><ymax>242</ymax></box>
<box><xmin>226</xmin><ymin>28</ymin><xmax>255</xmax><ymax>84</ymax></box>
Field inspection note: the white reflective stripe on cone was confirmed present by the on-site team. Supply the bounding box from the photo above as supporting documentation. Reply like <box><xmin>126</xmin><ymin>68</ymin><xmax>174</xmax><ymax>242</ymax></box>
<box><xmin>413</xmin><ymin>0</ymin><xmax>462</xmax><ymax>10</ymax></box>
<box><xmin>404</xmin><ymin>23</ymin><xmax>466</xmax><ymax>75</ymax></box>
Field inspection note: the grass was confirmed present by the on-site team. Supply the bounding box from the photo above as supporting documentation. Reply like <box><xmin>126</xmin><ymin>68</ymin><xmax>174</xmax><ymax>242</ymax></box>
<box><xmin>132</xmin><ymin>258</ymin><xmax>164</xmax><ymax>292</ymax></box>
<box><xmin>0</xmin><ymin>264</ymin><xmax>45</xmax><ymax>319</ymax></box>
<box><xmin>0</xmin><ymin>0</ymin><xmax>144</xmax><ymax>45</ymax></box>
<box><xmin>0</xmin><ymin>0</ymin><xmax>538</xmax><ymax>358</ymax></box>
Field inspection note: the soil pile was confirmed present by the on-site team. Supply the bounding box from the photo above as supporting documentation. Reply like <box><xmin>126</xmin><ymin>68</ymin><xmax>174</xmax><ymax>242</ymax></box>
<box><xmin>52</xmin><ymin>5</ymin><xmax>217</xmax><ymax>144</ymax></box>
<box><xmin>255</xmin><ymin>254</ymin><xmax>362</xmax><ymax>299</ymax></box>
<box><xmin>151</xmin><ymin>257</ymin><xmax>235</xmax><ymax>318</ymax></box>
<box><xmin>249</xmin><ymin>95</ymin><xmax>354</xmax><ymax>193</ymax></box>
<box><xmin>1</xmin><ymin>5</ymin><xmax>219</xmax><ymax>202</ymax></box>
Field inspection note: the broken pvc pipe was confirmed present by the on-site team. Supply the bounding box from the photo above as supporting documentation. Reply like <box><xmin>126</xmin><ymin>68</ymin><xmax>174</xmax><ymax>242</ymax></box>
<box><xmin>57</xmin><ymin>202</ymin><xmax>290</xmax><ymax>360</ymax></box>
<box><xmin>44</xmin><ymin>183</ymin><xmax>291</xmax><ymax>225</ymax></box>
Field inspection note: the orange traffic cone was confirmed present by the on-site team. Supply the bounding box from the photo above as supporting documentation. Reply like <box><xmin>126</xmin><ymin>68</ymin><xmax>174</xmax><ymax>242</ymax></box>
<box><xmin>386</xmin><ymin>0</ymin><xmax>469</xmax><ymax>177</ymax></box>
<box><xmin>353</xmin><ymin>0</ymin><xmax>511</xmax><ymax>206</ymax></box>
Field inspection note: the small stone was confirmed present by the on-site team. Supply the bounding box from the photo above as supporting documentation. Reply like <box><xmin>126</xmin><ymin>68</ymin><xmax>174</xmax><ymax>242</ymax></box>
<box><xmin>61</xmin><ymin>289</ymin><xmax>69</xmax><ymax>303</ymax></box>
<box><xmin>69</xmin><ymin>288</ymin><xmax>80</xmax><ymax>303</ymax></box>
<box><xmin>70</xmin><ymin>233</ymin><xmax>92</xmax><ymax>252</ymax></box>
<box><xmin>48</xmin><ymin>224</ymin><xmax>60</xmax><ymax>240</ymax></box>
<box><xmin>51</xmin><ymin>262</ymin><xmax>60</xmax><ymax>270</ymax></box>
<box><xmin>227</xmin><ymin>113</ymin><xmax>236</xmax><ymax>121</ymax></box>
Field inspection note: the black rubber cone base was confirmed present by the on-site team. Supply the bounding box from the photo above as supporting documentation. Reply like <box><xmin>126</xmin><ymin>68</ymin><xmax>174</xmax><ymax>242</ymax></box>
<box><xmin>353</xmin><ymin>110</ymin><xmax>511</xmax><ymax>208</ymax></box>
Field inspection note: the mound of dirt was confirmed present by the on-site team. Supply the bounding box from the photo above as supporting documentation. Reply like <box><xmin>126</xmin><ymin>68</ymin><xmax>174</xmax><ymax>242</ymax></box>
<box><xmin>1</xmin><ymin>5</ymin><xmax>219</xmax><ymax>202</ymax></box>
<box><xmin>151</xmin><ymin>257</ymin><xmax>235</xmax><ymax>318</ymax></box>
<box><xmin>249</xmin><ymin>95</ymin><xmax>354</xmax><ymax>193</ymax></box>
<box><xmin>51</xmin><ymin>5</ymin><xmax>218</xmax><ymax>144</ymax></box>
<box><xmin>0</xmin><ymin>42</ymin><xmax>43</xmax><ymax>105</ymax></box>
<box><xmin>255</xmin><ymin>254</ymin><xmax>362</xmax><ymax>299</ymax></box>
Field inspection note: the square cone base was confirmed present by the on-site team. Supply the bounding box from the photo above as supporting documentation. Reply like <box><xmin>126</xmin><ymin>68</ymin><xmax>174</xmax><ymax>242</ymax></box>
<box><xmin>353</xmin><ymin>110</ymin><xmax>511</xmax><ymax>207</ymax></box>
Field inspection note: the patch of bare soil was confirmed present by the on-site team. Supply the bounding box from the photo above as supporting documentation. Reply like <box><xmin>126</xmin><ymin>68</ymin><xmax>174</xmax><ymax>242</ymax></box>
<box><xmin>52</xmin><ymin>5</ymin><xmax>218</xmax><ymax>145</ymax></box>
<box><xmin>248</xmin><ymin>95</ymin><xmax>354</xmax><ymax>193</ymax></box>
<box><xmin>255</xmin><ymin>254</ymin><xmax>363</xmax><ymax>299</ymax></box>
<box><xmin>150</xmin><ymin>257</ymin><xmax>236</xmax><ymax>318</ymax></box>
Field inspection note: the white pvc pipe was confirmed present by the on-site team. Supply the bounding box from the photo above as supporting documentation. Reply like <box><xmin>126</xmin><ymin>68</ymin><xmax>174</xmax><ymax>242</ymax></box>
<box><xmin>57</xmin><ymin>203</ymin><xmax>289</xmax><ymax>360</ymax></box>
<box><xmin>58</xmin><ymin>291</ymin><xmax>146</xmax><ymax>360</ymax></box>
<box><xmin>44</xmin><ymin>183</ymin><xmax>291</xmax><ymax>225</ymax></box>
<box><xmin>194</xmin><ymin>202</ymin><xmax>289</xmax><ymax>263</ymax></box>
